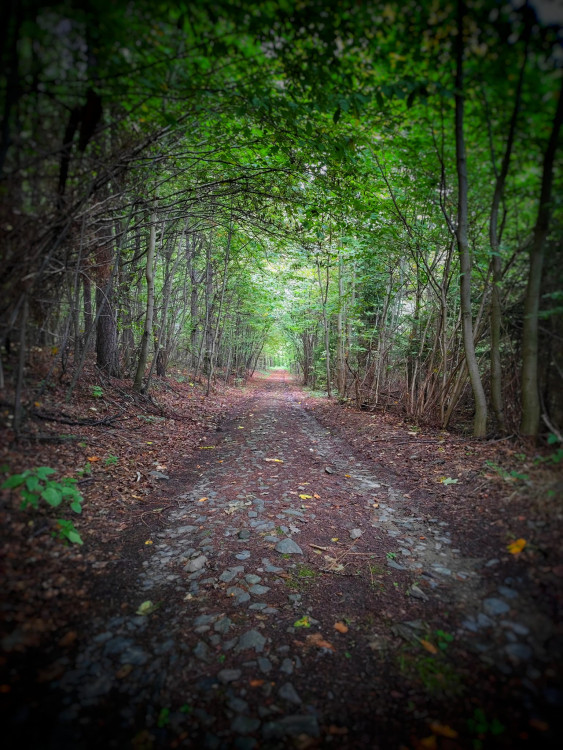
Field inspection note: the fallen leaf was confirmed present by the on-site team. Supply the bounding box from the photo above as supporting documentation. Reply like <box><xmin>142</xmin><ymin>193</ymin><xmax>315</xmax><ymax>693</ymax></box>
<box><xmin>328</xmin><ymin>725</ymin><xmax>348</xmax><ymax>735</ymax></box>
<box><xmin>331</xmin><ymin>537</ymin><xmax>339</xmax><ymax>542</ymax></box>
<box><xmin>144</xmin><ymin>540</ymin><xmax>153</xmax><ymax>545</ymax></box>
<box><xmin>306</xmin><ymin>633</ymin><xmax>335</xmax><ymax>651</ymax></box>
<box><xmin>136</xmin><ymin>600</ymin><xmax>157</xmax><ymax>616</ymax></box>
<box><xmin>198</xmin><ymin>446</ymin><xmax>215</xmax><ymax>449</ymax></box>
<box><xmin>299</xmin><ymin>494</ymin><xmax>312</xmax><ymax>499</ymax></box>
<box><xmin>417</xmin><ymin>735</ymin><xmax>437</xmax><ymax>750</ymax></box>
<box><xmin>198</xmin><ymin>497</ymin><xmax>208</xmax><ymax>502</ymax></box>
<box><xmin>58</xmin><ymin>631</ymin><xmax>78</xmax><ymax>648</ymax></box>
<box><xmin>116</xmin><ymin>664</ymin><xmax>133</xmax><ymax>679</ymax></box>
<box><xmin>529</xmin><ymin>718</ymin><xmax>549</xmax><ymax>732</ymax></box>
<box><xmin>420</xmin><ymin>639</ymin><xmax>438</xmax><ymax>654</ymax></box>
<box><xmin>264</xmin><ymin>458</ymin><xmax>283</xmax><ymax>463</ymax></box>
<box><xmin>294</xmin><ymin>616</ymin><xmax>311</xmax><ymax>628</ymax></box>
<box><xmin>334</xmin><ymin>622</ymin><xmax>348</xmax><ymax>634</ymax></box>
<box><xmin>344</xmin><ymin>474</ymin><xmax>351</xmax><ymax>478</ymax></box>
<box><xmin>249</xmin><ymin>679</ymin><xmax>265</xmax><ymax>687</ymax></box>
<box><xmin>428</xmin><ymin>722</ymin><xmax>458</xmax><ymax>738</ymax></box>
<box><xmin>87</xmin><ymin>456</ymin><xmax>100</xmax><ymax>462</ymax></box>
<box><xmin>507</xmin><ymin>538</ymin><xmax>526</xmax><ymax>555</ymax></box>
<box><xmin>313</xmin><ymin>493</ymin><xmax>321</xmax><ymax>499</ymax></box>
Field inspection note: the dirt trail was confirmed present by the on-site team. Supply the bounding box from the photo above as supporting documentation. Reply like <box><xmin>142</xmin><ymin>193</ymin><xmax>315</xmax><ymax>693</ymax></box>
<box><xmin>6</xmin><ymin>372</ymin><xmax>560</xmax><ymax>749</ymax></box>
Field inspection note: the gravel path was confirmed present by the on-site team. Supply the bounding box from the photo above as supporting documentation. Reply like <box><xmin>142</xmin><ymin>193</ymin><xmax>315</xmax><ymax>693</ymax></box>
<box><xmin>12</xmin><ymin>372</ymin><xmax>559</xmax><ymax>749</ymax></box>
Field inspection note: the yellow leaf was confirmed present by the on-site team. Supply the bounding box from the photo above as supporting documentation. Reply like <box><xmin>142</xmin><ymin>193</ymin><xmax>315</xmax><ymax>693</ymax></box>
<box><xmin>34</xmin><ymin>401</ymin><xmax>41</xmax><ymax>407</ymax></box>
<box><xmin>238</xmin><ymin>426</ymin><xmax>244</xmax><ymax>429</ymax></box>
<box><xmin>294</xmin><ymin>616</ymin><xmax>311</xmax><ymax>628</ymax></box>
<box><xmin>313</xmin><ymin>493</ymin><xmax>321</xmax><ymax>499</ymax></box>
<box><xmin>420</xmin><ymin>639</ymin><xmax>438</xmax><ymax>654</ymax></box>
<box><xmin>136</xmin><ymin>600</ymin><xmax>156</xmax><ymax>616</ymax></box>
<box><xmin>419</xmin><ymin>736</ymin><xmax>437</xmax><ymax>750</ymax></box>
<box><xmin>334</xmin><ymin>621</ymin><xmax>348</xmax><ymax>633</ymax></box>
<box><xmin>146</xmin><ymin>442</ymin><xmax>153</xmax><ymax>444</ymax></box>
<box><xmin>144</xmin><ymin>540</ymin><xmax>153</xmax><ymax>545</ymax></box>
<box><xmin>198</xmin><ymin>497</ymin><xmax>207</xmax><ymax>502</ymax></box>
<box><xmin>331</xmin><ymin>537</ymin><xmax>339</xmax><ymax>542</ymax></box>
<box><xmin>344</xmin><ymin>474</ymin><xmax>351</xmax><ymax>478</ymax></box>
<box><xmin>87</xmin><ymin>456</ymin><xmax>100</xmax><ymax>462</ymax></box>
<box><xmin>428</xmin><ymin>722</ymin><xmax>458</xmax><ymax>739</ymax></box>
<box><xmin>198</xmin><ymin>446</ymin><xmax>215</xmax><ymax>449</ymax></box>
<box><xmin>507</xmin><ymin>538</ymin><xmax>526</xmax><ymax>555</ymax></box>
<box><xmin>299</xmin><ymin>494</ymin><xmax>312</xmax><ymax>499</ymax></box>
<box><xmin>116</xmin><ymin>664</ymin><xmax>133</xmax><ymax>679</ymax></box>
<box><xmin>264</xmin><ymin>458</ymin><xmax>283</xmax><ymax>462</ymax></box>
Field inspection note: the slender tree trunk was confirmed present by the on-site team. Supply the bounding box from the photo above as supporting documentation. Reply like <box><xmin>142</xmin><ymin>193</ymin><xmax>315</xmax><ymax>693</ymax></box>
<box><xmin>134</xmin><ymin>211</ymin><xmax>157</xmax><ymax>391</ymax></box>
<box><xmin>455</xmin><ymin>0</ymin><xmax>488</xmax><ymax>437</ymax></box>
<box><xmin>488</xmin><ymin>34</ymin><xmax>527</xmax><ymax>432</ymax></box>
<box><xmin>520</xmin><ymin>78</ymin><xmax>563</xmax><ymax>436</ymax></box>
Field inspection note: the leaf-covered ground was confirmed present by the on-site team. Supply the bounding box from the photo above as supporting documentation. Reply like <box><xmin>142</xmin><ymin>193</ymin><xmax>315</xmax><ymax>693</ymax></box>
<box><xmin>1</xmin><ymin>370</ymin><xmax>562</xmax><ymax>749</ymax></box>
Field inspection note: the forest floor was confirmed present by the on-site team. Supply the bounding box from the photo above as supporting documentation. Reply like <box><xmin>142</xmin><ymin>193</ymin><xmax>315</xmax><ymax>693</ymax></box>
<box><xmin>1</xmin><ymin>369</ymin><xmax>562</xmax><ymax>750</ymax></box>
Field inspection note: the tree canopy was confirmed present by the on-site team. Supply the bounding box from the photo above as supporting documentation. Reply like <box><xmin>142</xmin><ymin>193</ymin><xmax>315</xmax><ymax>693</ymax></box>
<box><xmin>1</xmin><ymin>0</ymin><xmax>562</xmax><ymax>438</ymax></box>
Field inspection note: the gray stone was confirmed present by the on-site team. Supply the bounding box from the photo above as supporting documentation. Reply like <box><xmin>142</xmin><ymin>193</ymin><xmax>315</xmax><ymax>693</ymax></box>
<box><xmin>250</xmin><ymin>584</ymin><xmax>270</xmax><ymax>596</ymax></box>
<box><xmin>238</xmin><ymin>530</ymin><xmax>251</xmax><ymax>540</ymax></box>
<box><xmin>500</xmin><ymin>620</ymin><xmax>530</xmax><ymax>636</ymax></box>
<box><xmin>350</xmin><ymin>528</ymin><xmax>363</xmax><ymax>539</ymax></box>
<box><xmin>227</xmin><ymin>697</ymin><xmax>249</xmax><ymax>713</ymax></box>
<box><xmin>234</xmin><ymin>737</ymin><xmax>258</xmax><ymax>749</ymax></box>
<box><xmin>408</xmin><ymin>584</ymin><xmax>429</xmax><ymax>601</ymax></box>
<box><xmin>194</xmin><ymin>614</ymin><xmax>218</xmax><ymax>627</ymax></box>
<box><xmin>275</xmin><ymin>538</ymin><xmax>303</xmax><ymax>555</ymax></box>
<box><xmin>258</xmin><ymin>657</ymin><xmax>272</xmax><ymax>673</ymax></box>
<box><xmin>264</xmin><ymin>536</ymin><xmax>279</xmax><ymax>543</ymax></box>
<box><xmin>120</xmin><ymin>646</ymin><xmax>148</xmax><ymax>666</ymax></box>
<box><xmin>236</xmin><ymin>551</ymin><xmax>251</xmax><ymax>560</ymax></box>
<box><xmin>231</xmin><ymin>716</ymin><xmax>260</xmax><ymax>734</ymax></box>
<box><xmin>280</xmin><ymin>658</ymin><xmax>294</xmax><ymax>674</ymax></box>
<box><xmin>214</xmin><ymin>617</ymin><xmax>232</xmax><ymax>635</ymax></box>
<box><xmin>218</xmin><ymin>669</ymin><xmax>242</xmax><ymax>684</ymax></box>
<box><xmin>104</xmin><ymin>636</ymin><xmax>133</xmax><ymax>655</ymax></box>
<box><xmin>387</xmin><ymin>559</ymin><xmax>406</xmax><ymax>571</ymax></box>
<box><xmin>228</xmin><ymin>587</ymin><xmax>250</xmax><ymax>605</ymax></box>
<box><xmin>185</xmin><ymin>555</ymin><xmax>208</xmax><ymax>573</ymax></box>
<box><xmin>498</xmin><ymin>586</ymin><xmax>519</xmax><ymax>599</ymax></box>
<box><xmin>194</xmin><ymin>641</ymin><xmax>211</xmax><ymax>662</ymax></box>
<box><xmin>236</xmin><ymin>630</ymin><xmax>266</xmax><ymax>653</ymax></box>
<box><xmin>220</xmin><ymin>570</ymin><xmax>239</xmax><ymax>583</ymax></box>
<box><xmin>325</xmin><ymin>467</ymin><xmax>334</xmax><ymax>474</ymax></box>
<box><xmin>245</xmin><ymin>574</ymin><xmax>262</xmax><ymax>584</ymax></box>
<box><xmin>262</xmin><ymin>715</ymin><xmax>320</xmax><ymax>740</ymax></box>
<box><xmin>505</xmin><ymin>643</ymin><xmax>533</xmax><ymax>661</ymax></box>
<box><xmin>483</xmin><ymin>598</ymin><xmax>510</xmax><ymax>616</ymax></box>
<box><xmin>149</xmin><ymin>471</ymin><xmax>169</xmax><ymax>480</ymax></box>
<box><xmin>278</xmin><ymin>682</ymin><xmax>302</xmax><ymax>705</ymax></box>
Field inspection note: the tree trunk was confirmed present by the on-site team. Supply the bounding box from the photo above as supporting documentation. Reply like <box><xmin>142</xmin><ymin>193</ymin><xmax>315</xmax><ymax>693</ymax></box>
<box><xmin>455</xmin><ymin>0</ymin><xmax>487</xmax><ymax>437</ymax></box>
<box><xmin>520</xmin><ymin>79</ymin><xmax>563</xmax><ymax>436</ymax></box>
<box><xmin>133</xmin><ymin>211</ymin><xmax>157</xmax><ymax>392</ymax></box>
<box><xmin>488</xmin><ymin>34</ymin><xmax>527</xmax><ymax>432</ymax></box>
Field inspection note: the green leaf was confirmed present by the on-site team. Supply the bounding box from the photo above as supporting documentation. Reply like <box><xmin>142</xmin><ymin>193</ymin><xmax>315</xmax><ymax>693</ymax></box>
<box><xmin>70</xmin><ymin>500</ymin><xmax>82</xmax><ymax>514</ymax></box>
<box><xmin>42</xmin><ymin>486</ymin><xmax>63</xmax><ymax>506</ymax></box>
<box><xmin>36</xmin><ymin>467</ymin><xmax>56</xmax><ymax>480</ymax></box>
<box><xmin>25</xmin><ymin>475</ymin><xmax>40</xmax><ymax>492</ymax></box>
<box><xmin>2</xmin><ymin>474</ymin><xmax>27</xmax><ymax>489</ymax></box>
<box><xmin>67</xmin><ymin>530</ymin><xmax>83</xmax><ymax>545</ymax></box>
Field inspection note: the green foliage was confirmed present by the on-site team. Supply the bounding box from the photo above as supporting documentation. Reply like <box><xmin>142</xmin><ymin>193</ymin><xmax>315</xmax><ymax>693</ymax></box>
<box><xmin>467</xmin><ymin>708</ymin><xmax>505</xmax><ymax>748</ymax></box>
<box><xmin>104</xmin><ymin>454</ymin><xmax>119</xmax><ymax>466</ymax></box>
<box><xmin>91</xmin><ymin>386</ymin><xmax>104</xmax><ymax>398</ymax></box>
<box><xmin>1</xmin><ymin>467</ymin><xmax>84</xmax><ymax>545</ymax></box>
<box><xmin>484</xmin><ymin>460</ymin><xmax>529</xmax><ymax>482</ymax></box>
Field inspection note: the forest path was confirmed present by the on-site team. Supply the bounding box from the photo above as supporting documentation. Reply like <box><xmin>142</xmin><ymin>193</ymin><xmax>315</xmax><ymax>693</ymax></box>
<box><xmin>15</xmin><ymin>372</ymin><xmax>557</xmax><ymax>749</ymax></box>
